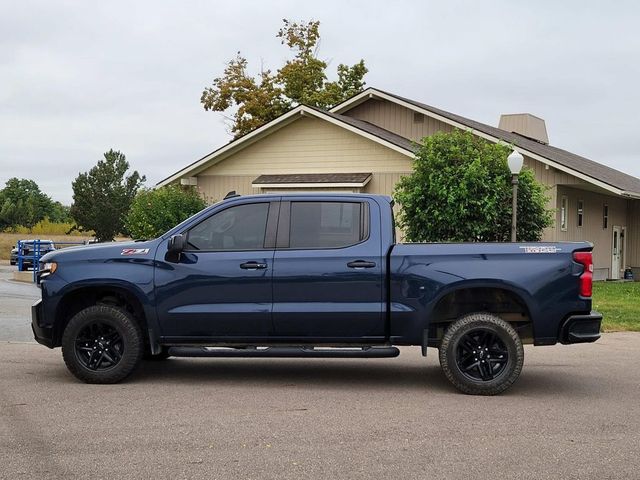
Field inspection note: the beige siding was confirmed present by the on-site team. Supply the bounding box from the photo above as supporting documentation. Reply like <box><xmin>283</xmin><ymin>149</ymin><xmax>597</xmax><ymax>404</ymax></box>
<box><xmin>627</xmin><ymin>200</ymin><xmax>640</xmax><ymax>269</ymax></box>
<box><xmin>555</xmin><ymin>186</ymin><xmax>628</xmax><ymax>277</ymax></box>
<box><xmin>523</xmin><ymin>156</ymin><xmax>586</xmax><ymax>188</ymax></box>
<box><xmin>196</xmin><ymin>175</ymin><xmax>257</xmax><ymax>204</ymax></box>
<box><xmin>345</xmin><ymin>99</ymin><xmax>453</xmax><ymax>141</ymax></box>
<box><xmin>363</xmin><ymin>172</ymin><xmax>410</xmax><ymax>196</ymax></box>
<box><xmin>201</xmin><ymin>116</ymin><xmax>413</xmax><ymax>176</ymax></box>
<box><xmin>522</xmin><ymin>156</ymin><xmax>588</xmax><ymax>242</ymax></box>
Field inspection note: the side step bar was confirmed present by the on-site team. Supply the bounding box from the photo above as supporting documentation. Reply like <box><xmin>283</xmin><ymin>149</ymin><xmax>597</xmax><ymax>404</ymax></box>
<box><xmin>168</xmin><ymin>346</ymin><xmax>400</xmax><ymax>358</ymax></box>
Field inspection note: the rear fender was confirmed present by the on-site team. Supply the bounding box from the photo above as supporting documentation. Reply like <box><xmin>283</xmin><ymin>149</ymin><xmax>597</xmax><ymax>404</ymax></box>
<box><xmin>423</xmin><ymin>279</ymin><xmax>538</xmax><ymax>343</ymax></box>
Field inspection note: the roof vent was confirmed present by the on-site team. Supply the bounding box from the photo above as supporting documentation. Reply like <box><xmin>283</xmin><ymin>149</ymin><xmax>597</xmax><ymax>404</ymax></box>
<box><xmin>498</xmin><ymin>113</ymin><xmax>549</xmax><ymax>144</ymax></box>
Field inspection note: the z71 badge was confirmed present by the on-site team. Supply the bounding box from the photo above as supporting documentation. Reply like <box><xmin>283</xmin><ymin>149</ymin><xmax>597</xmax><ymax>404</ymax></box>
<box><xmin>121</xmin><ymin>248</ymin><xmax>150</xmax><ymax>256</ymax></box>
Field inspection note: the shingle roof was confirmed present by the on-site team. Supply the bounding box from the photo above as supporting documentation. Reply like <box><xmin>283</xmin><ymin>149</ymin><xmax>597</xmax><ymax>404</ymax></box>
<box><xmin>253</xmin><ymin>173</ymin><xmax>372</xmax><ymax>185</ymax></box>
<box><xmin>377</xmin><ymin>89</ymin><xmax>640</xmax><ymax>195</ymax></box>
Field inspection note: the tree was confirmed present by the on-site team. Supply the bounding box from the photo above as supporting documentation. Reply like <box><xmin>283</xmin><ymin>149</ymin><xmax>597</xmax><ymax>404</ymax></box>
<box><xmin>70</xmin><ymin>150</ymin><xmax>145</xmax><ymax>241</ymax></box>
<box><xmin>47</xmin><ymin>201</ymin><xmax>72</xmax><ymax>223</ymax></box>
<box><xmin>201</xmin><ymin>19</ymin><xmax>368</xmax><ymax>138</ymax></box>
<box><xmin>393</xmin><ymin>130</ymin><xmax>554</xmax><ymax>242</ymax></box>
<box><xmin>0</xmin><ymin>178</ymin><xmax>53</xmax><ymax>230</ymax></box>
<box><xmin>125</xmin><ymin>185</ymin><xmax>207</xmax><ymax>240</ymax></box>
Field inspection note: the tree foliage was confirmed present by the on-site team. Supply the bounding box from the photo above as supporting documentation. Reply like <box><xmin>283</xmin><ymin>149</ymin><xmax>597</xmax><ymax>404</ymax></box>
<box><xmin>125</xmin><ymin>185</ymin><xmax>207</xmax><ymax>240</ymax></box>
<box><xmin>0</xmin><ymin>178</ymin><xmax>53</xmax><ymax>231</ymax></box>
<box><xmin>393</xmin><ymin>130</ymin><xmax>554</xmax><ymax>242</ymax></box>
<box><xmin>47</xmin><ymin>201</ymin><xmax>72</xmax><ymax>223</ymax></box>
<box><xmin>201</xmin><ymin>19</ymin><xmax>368</xmax><ymax>137</ymax></box>
<box><xmin>70</xmin><ymin>149</ymin><xmax>145</xmax><ymax>241</ymax></box>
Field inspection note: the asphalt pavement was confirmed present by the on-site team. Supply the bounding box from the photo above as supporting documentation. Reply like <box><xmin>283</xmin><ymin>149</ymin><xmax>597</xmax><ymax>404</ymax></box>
<box><xmin>1</xmin><ymin>262</ymin><xmax>639</xmax><ymax>479</ymax></box>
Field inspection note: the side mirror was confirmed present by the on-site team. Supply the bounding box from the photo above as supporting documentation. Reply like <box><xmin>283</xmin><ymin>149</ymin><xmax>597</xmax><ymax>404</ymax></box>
<box><xmin>168</xmin><ymin>234</ymin><xmax>186</xmax><ymax>253</ymax></box>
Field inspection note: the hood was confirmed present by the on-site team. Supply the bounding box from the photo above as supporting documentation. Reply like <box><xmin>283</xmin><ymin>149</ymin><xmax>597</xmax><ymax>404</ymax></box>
<box><xmin>40</xmin><ymin>239</ymin><xmax>160</xmax><ymax>264</ymax></box>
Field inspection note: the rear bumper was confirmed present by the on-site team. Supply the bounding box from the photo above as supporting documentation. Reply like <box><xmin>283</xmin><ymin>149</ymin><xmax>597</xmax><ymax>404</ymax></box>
<box><xmin>559</xmin><ymin>311</ymin><xmax>602</xmax><ymax>344</ymax></box>
<box><xmin>31</xmin><ymin>299</ymin><xmax>55</xmax><ymax>348</ymax></box>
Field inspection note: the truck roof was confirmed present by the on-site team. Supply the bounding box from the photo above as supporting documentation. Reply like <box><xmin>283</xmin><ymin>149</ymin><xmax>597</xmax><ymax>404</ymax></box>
<box><xmin>219</xmin><ymin>192</ymin><xmax>393</xmax><ymax>204</ymax></box>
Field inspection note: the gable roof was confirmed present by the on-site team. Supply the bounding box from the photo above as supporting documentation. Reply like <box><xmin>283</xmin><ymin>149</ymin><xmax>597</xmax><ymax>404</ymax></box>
<box><xmin>156</xmin><ymin>104</ymin><xmax>413</xmax><ymax>187</ymax></box>
<box><xmin>331</xmin><ymin>88</ymin><xmax>640</xmax><ymax>197</ymax></box>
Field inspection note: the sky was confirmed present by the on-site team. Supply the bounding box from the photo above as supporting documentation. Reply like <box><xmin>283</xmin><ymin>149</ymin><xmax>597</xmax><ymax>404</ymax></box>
<box><xmin>1</xmin><ymin>0</ymin><xmax>639</xmax><ymax>204</ymax></box>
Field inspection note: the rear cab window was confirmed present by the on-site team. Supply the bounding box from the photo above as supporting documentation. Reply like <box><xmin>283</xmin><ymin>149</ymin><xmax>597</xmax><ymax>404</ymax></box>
<box><xmin>284</xmin><ymin>201</ymin><xmax>369</xmax><ymax>249</ymax></box>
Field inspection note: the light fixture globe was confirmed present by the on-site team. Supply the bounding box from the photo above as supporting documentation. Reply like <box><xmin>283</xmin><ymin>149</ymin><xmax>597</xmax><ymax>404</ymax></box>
<box><xmin>507</xmin><ymin>149</ymin><xmax>524</xmax><ymax>175</ymax></box>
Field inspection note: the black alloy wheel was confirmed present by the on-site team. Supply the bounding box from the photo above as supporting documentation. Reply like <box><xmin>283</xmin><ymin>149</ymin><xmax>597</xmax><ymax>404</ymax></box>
<box><xmin>75</xmin><ymin>322</ymin><xmax>124</xmax><ymax>371</ymax></box>
<box><xmin>455</xmin><ymin>328</ymin><xmax>509</xmax><ymax>382</ymax></box>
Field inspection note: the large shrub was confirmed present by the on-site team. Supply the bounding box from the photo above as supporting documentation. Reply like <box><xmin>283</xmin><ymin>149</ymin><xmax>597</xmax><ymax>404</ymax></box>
<box><xmin>393</xmin><ymin>130</ymin><xmax>553</xmax><ymax>242</ymax></box>
<box><xmin>71</xmin><ymin>149</ymin><xmax>145</xmax><ymax>241</ymax></box>
<box><xmin>125</xmin><ymin>185</ymin><xmax>207</xmax><ymax>240</ymax></box>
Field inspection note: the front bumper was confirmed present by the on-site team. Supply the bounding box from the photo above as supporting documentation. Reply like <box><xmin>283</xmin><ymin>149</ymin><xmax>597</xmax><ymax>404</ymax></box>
<box><xmin>31</xmin><ymin>299</ymin><xmax>55</xmax><ymax>348</ymax></box>
<box><xmin>559</xmin><ymin>311</ymin><xmax>602</xmax><ymax>344</ymax></box>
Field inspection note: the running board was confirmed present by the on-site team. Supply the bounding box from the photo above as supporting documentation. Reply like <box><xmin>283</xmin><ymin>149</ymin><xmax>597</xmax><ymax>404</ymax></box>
<box><xmin>168</xmin><ymin>346</ymin><xmax>400</xmax><ymax>358</ymax></box>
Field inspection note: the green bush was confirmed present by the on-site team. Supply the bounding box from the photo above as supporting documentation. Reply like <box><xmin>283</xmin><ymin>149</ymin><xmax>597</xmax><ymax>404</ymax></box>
<box><xmin>393</xmin><ymin>130</ymin><xmax>553</xmax><ymax>242</ymax></box>
<box><xmin>125</xmin><ymin>185</ymin><xmax>207</xmax><ymax>240</ymax></box>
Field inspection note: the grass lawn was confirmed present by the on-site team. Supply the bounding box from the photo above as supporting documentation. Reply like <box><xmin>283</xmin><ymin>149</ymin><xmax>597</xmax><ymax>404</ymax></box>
<box><xmin>593</xmin><ymin>281</ymin><xmax>640</xmax><ymax>332</ymax></box>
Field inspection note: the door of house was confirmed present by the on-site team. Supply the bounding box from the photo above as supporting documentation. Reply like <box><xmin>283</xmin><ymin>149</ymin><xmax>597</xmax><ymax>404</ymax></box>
<box><xmin>611</xmin><ymin>226</ymin><xmax>625</xmax><ymax>279</ymax></box>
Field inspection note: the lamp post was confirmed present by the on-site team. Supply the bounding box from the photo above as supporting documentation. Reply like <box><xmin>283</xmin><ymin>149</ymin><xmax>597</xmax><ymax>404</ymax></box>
<box><xmin>507</xmin><ymin>149</ymin><xmax>524</xmax><ymax>242</ymax></box>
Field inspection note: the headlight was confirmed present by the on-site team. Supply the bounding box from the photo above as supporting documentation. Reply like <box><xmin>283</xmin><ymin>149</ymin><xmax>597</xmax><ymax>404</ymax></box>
<box><xmin>40</xmin><ymin>262</ymin><xmax>58</xmax><ymax>277</ymax></box>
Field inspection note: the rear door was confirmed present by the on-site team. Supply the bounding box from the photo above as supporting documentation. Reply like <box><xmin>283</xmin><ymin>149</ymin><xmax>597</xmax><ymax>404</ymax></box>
<box><xmin>271</xmin><ymin>197</ymin><xmax>385</xmax><ymax>340</ymax></box>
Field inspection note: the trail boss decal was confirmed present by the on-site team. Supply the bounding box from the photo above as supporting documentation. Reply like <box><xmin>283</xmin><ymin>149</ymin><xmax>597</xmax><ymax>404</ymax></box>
<box><xmin>121</xmin><ymin>248</ymin><xmax>150</xmax><ymax>256</ymax></box>
<box><xmin>519</xmin><ymin>246</ymin><xmax>562</xmax><ymax>254</ymax></box>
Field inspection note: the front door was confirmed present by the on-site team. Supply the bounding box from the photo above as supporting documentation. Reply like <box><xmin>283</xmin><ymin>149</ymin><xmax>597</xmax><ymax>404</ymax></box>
<box><xmin>154</xmin><ymin>201</ymin><xmax>278</xmax><ymax>340</ymax></box>
<box><xmin>271</xmin><ymin>198</ymin><xmax>385</xmax><ymax>341</ymax></box>
<box><xmin>611</xmin><ymin>226</ymin><xmax>623</xmax><ymax>279</ymax></box>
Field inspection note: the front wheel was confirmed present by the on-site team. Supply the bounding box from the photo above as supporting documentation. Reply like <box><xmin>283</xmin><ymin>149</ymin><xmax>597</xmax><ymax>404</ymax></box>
<box><xmin>62</xmin><ymin>305</ymin><xmax>143</xmax><ymax>384</ymax></box>
<box><xmin>439</xmin><ymin>312</ymin><xmax>524</xmax><ymax>395</ymax></box>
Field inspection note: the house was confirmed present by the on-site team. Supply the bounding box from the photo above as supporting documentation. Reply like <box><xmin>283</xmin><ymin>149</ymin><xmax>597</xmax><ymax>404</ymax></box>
<box><xmin>157</xmin><ymin>87</ymin><xmax>640</xmax><ymax>280</ymax></box>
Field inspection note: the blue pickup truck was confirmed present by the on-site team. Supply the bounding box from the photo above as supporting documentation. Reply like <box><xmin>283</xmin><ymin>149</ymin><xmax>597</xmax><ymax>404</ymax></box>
<box><xmin>32</xmin><ymin>193</ymin><xmax>601</xmax><ymax>395</ymax></box>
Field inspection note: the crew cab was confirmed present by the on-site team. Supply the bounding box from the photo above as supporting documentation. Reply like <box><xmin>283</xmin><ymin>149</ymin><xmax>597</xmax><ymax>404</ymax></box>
<box><xmin>32</xmin><ymin>193</ymin><xmax>601</xmax><ymax>395</ymax></box>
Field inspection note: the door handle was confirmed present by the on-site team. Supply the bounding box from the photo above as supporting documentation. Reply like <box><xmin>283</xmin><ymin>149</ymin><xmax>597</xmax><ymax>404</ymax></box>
<box><xmin>347</xmin><ymin>260</ymin><xmax>376</xmax><ymax>269</ymax></box>
<box><xmin>240</xmin><ymin>261</ymin><xmax>267</xmax><ymax>270</ymax></box>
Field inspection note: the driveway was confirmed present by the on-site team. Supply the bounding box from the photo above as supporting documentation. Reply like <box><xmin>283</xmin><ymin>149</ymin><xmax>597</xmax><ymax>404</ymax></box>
<box><xmin>1</xmin><ymin>263</ymin><xmax>639</xmax><ymax>479</ymax></box>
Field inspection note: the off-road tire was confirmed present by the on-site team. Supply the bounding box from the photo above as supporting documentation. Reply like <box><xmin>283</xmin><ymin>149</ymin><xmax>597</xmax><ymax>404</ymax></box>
<box><xmin>439</xmin><ymin>312</ymin><xmax>524</xmax><ymax>395</ymax></box>
<box><xmin>62</xmin><ymin>305</ymin><xmax>143</xmax><ymax>384</ymax></box>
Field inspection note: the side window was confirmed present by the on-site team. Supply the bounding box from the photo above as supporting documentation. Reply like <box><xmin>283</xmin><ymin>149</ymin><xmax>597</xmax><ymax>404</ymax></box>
<box><xmin>289</xmin><ymin>201</ymin><xmax>367</xmax><ymax>249</ymax></box>
<box><xmin>187</xmin><ymin>203</ymin><xmax>269</xmax><ymax>251</ymax></box>
<box><xmin>577</xmin><ymin>199</ymin><xmax>584</xmax><ymax>228</ymax></box>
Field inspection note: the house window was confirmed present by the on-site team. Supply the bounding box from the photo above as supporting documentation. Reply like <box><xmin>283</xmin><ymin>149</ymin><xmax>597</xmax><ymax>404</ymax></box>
<box><xmin>577</xmin><ymin>200</ymin><xmax>584</xmax><ymax>228</ymax></box>
<box><xmin>413</xmin><ymin>112</ymin><xmax>424</xmax><ymax>124</ymax></box>
<box><xmin>560</xmin><ymin>195</ymin><xmax>568</xmax><ymax>231</ymax></box>
<box><xmin>603</xmin><ymin>204</ymin><xmax>609</xmax><ymax>229</ymax></box>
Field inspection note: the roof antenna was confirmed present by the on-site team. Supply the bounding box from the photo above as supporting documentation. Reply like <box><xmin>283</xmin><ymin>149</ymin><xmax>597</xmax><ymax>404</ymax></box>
<box><xmin>224</xmin><ymin>190</ymin><xmax>240</xmax><ymax>200</ymax></box>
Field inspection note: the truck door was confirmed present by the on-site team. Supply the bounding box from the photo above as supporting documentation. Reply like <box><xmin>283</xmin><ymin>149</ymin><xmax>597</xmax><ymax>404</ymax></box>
<box><xmin>154</xmin><ymin>200</ymin><xmax>279</xmax><ymax>340</ymax></box>
<box><xmin>271</xmin><ymin>198</ymin><xmax>385</xmax><ymax>340</ymax></box>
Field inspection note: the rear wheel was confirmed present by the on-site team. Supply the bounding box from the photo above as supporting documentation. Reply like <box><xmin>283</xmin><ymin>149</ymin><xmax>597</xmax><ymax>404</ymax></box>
<box><xmin>62</xmin><ymin>305</ymin><xmax>143</xmax><ymax>384</ymax></box>
<box><xmin>439</xmin><ymin>312</ymin><xmax>524</xmax><ymax>395</ymax></box>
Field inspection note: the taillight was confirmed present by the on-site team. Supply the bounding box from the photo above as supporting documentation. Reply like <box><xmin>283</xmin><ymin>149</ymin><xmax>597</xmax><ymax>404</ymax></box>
<box><xmin>573</xmin><ymin>251</ymin><xmax>593</xmax><ymax>297</ymax></box>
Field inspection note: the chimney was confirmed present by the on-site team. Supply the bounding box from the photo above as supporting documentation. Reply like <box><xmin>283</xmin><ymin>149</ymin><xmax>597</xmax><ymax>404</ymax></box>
<box><xmin>498</xmin><ymin>113</ymin><xmax>549</xmax><ymax>144</ymax></box>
